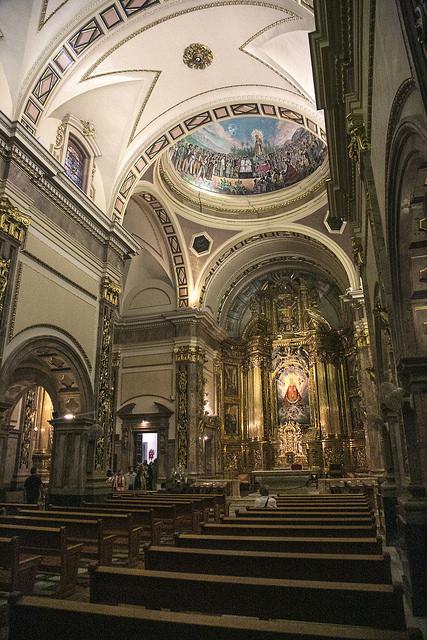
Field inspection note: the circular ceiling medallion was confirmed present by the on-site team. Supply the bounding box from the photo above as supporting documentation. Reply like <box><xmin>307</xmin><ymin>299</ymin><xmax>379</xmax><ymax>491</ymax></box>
<box><xmin>183</xmin><ymin>43</ymin><xmax>213</xmax><ymax>70</ymax></box>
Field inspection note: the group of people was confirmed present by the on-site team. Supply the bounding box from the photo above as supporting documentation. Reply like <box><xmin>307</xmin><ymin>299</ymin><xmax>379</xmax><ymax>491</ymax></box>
<box><xmin>169</xmin><ymin>129</ymin><xmax>326</xmax><ymax>196</ymax></box>
<box><xmin>106</xmin><ymin>459</ymin><xmax>158</xmax><ymax>492</ymax></box>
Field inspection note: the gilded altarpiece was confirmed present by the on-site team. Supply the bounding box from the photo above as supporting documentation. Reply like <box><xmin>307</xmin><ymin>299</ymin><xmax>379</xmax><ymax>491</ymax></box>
<box><xmin>219</xmin><ymin>275</ymin><xmax>365</xmax><ymax>474</ymax></box>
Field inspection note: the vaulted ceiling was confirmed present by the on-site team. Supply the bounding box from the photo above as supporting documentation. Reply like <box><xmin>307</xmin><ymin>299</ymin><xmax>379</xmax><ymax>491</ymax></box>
<box><xmin>0</xmin><ymin>0</ymin><xmax>358</xmax><ymax>332</ymax></box>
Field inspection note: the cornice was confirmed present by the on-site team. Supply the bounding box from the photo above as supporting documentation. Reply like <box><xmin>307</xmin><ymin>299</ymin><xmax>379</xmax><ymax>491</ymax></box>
<box><xmin>115</xmin><ymin>308</ymin><xmax>226</xmax><ymax>342</ymax></box>
<box><xmin>0</xmin><ymin>112</ymin><xmax>140</xmax><ymax>261</ymax></box>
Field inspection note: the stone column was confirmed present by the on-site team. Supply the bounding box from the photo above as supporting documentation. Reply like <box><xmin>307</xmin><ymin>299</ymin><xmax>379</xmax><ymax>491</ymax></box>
<box><xmin>12</xmin><ymin>387</ymin><xmax>38</xmax><ymax>488</ymax></box>
<box><xmin>175</xmin><ymin>345</ymin><xmax>205</xmax><ymax>475</ymax></box>
<box><xmin>49</xmin><ymin>417</ymin><xmax>98</xmax><ymax>506</ymax></box>
<box><xmin>396</xmin><ymin>358</ymin><xmax>427</xmax><ymax>615</ymax></box>
<box><xmin>94</xmin><ymin>277</ymin><xmax>121</xmax><ymax>474</ymax></box>
<box><xmin>0</xmin><ymin>197</ymin><xmax>30</xmax><ymax>362</ymax></box>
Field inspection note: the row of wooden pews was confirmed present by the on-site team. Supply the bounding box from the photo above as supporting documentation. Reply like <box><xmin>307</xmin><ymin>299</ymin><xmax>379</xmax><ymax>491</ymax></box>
<box><xmin>8</xmin><ymin>491</ymin><xmax>423</xmax><ymax>639</ymax></box>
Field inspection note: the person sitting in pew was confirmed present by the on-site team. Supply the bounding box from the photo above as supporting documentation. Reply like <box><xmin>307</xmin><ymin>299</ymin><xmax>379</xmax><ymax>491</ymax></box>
<box><xmin>253</xmin><ymin>486</ymin><xmax>277</xmax><ymax>509</ymax></box>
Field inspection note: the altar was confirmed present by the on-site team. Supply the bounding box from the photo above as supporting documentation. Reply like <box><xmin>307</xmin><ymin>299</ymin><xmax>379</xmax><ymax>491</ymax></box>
<box><xmin>250</xmin><ymin>469</ymin><xmax>311</xmax><ymax>493</ymax></box>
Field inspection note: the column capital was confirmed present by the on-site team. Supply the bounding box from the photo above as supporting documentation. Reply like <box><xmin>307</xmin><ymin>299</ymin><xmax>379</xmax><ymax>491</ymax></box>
<box><xmin>0</xmin><ymin>197</ymin><xmax>30</xmax><ymax>244</ymax></box>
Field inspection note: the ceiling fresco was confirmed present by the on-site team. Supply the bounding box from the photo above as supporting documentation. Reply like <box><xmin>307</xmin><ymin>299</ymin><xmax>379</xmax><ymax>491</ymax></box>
<box><xmin>168</xmin><ymin>116</ymin><xmax>327</xmax><ymax>196</ymax></box>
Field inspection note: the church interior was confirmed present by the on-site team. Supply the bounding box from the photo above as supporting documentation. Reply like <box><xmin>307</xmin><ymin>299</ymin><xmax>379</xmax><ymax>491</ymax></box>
<box><xmin>0</xmin><ymin>0</ymin><xmax>426</xmax><ymax>637</ymax></box>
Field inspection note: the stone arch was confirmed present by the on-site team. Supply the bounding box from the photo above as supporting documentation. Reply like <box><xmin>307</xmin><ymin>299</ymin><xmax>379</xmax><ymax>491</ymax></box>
<box><xmin>0</xmin><ymin>333</ymin><xmax>94</xmax><ymax>423</ymax></box>
<box><xmin>387</xmin><ymin>118</ymin><xmax>427</xmax><ymax>358</ymax></box>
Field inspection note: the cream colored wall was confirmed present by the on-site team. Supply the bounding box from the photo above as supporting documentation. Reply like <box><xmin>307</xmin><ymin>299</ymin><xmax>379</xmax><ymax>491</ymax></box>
<box><xmin>6</xmin><ymin>208</ymin><xmax>102</xmax><ymax>373</ymax></box>
<box><xmin>118</xmin><ymin>343</ymin><xmax>175</xmax><ymax>438</ymax></box>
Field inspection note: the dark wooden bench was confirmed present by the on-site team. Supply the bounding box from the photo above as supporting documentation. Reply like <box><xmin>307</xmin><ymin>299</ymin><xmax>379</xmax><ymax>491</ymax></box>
<box><xmin>0</xmin><ymin>536</ymin><xmax>40</xmax><ymax>594</ymax></box>
<box><xmin>0</xmin><ymin>523</ymin><xmax>82</xmax><ymax>596</ymax></box>
<box><xmin>78</xmin><ymin>503</ymin><xmax>161</xmax><ymax>544</ymax></box>
<box><xmin>144</xmin><ymin>544</ymin><xmax>392</xmax><ymax>584</ymax></box>
<box><xmin>244</xmin><ymin>507</ymin><xmax>374</xmax><ymax>518</ymax></box>
<box><xmin>9</xmin><ymin>595</ymin><xmax>422</xmax><ymax>640</ymax></box>
<box><xmin>40</xmin><ymin>508</ymin><xmax>142</xmax><ymax>566</ymax></box>
<box><xmin>106</xmin><ymin>497</ymin><xmax>197</xmax><ymax>531</ymax></box>
<box><xmin>204</xmin><ymin>521</ymin><xmax>377</xmax><ymax>538</ymax></box>
<box><xmin>274</xmin><ymin>503</ymin><xmax>372</xmax><ymax>513</ymax></box>
<box><xmin>0</xmin><ymin>503</ymin><xmax>41</xmax><ymax>515</ymax></box>
<box><xmin>235</xmin><ymin>511</ymin><xmax>375</xmax><ymax>525</ymax></box>
<box><xmin>4</xmin><ymin>514</ymin><xmax>115</xmax><ymax>565</ymax></box>
<box><xmin>112</xmin><ymin>493</ymin><xmax>211</xmax><ymax>524</ymax></box>
<box><xmin>174</xmin><ymin>532</ymin><xmax>383</xmax><ymax>554</ymax></box>
<box><xmin>114</xmin><ymin>491</ymin><xmax>226</xmax><ymax>520</ymax></box>
<box><xmin>89</xmin><ymin>566</ymin><xmax>406</xmax><ymax>630</ymax></box>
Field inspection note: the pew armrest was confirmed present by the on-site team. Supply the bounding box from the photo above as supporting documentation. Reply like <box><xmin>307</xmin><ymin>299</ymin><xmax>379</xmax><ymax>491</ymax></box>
<box><xmin>14</xmin><ymin>555</ymin><xmax>41</xmax><ymax>594</ymax></box>
<box><xmin>57</xmin><ymin>543</ymin><xmax>84</xmax><ymax>598</ymax></box>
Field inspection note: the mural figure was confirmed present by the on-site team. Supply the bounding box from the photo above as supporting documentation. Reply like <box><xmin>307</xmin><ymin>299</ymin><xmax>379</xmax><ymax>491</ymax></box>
<box><xmin>277</xmin><ymin>365</ymin><xmax>309</xmax><ymax>426</ymax></box>
<box><xmin>169</xmin><ymin>116</ymin><xmax>327</xmax><ymax>196</ymax></box>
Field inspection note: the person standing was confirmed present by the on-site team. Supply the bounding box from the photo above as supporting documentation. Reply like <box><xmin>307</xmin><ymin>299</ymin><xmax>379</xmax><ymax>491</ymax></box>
<box><xmin>125</xmin><ymin>466</ymin><xmax>136</xmax><ymax>490</ymax></box>
<box><xmin>24</xmin><ymin>467</ymin><xmax>42</xmax><ymax>504</ymax></box>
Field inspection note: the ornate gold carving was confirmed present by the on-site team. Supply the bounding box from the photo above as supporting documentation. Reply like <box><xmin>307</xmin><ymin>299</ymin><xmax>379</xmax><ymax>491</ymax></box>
<box><xmin>183</xmin><ymin>43</ymin><xmax>213</xmax><ymax>70</ymax></box>
<box><xmin>19</xmin><ymin>387</ymin><xmax>37</xmax><ymax>468</ymax></box>
<box><xmin>53</xmin><ymin>122</ymin><xmax>66</xmax><ymax>157</ymax></box>
<box><xmin>176</xmin><ymin>367</ymin><xmax>188</xmax><ymax>468</ymax></box>
<box><xmin>352</xmin><ymin>236</ymin><xmax>365</xmax><ymax>268</ymax></box>
<box><xmin>347</xmin><ymin>113</ymin><xmax>369</xmax><ymax>163</ymax></box>
<box><xmin>415</xmin><ymin>0</ymin><xmax>427</xmax><ymax>59</ymax></box>
<box><xmin>0</xmin><ymin>258</ymin><xmax>10</xmax><ymax>314</ymax></box>
<box><xmin>100</xmin><ymin>276</ymin><xmax>121</xmax><ymax>306</ymax></box>
<box><xmin>81</xmin><ymin>120</ymin><xmax>95</xmax><ymax>137</ymax></box>
<box><xmin>95</xmin><ymin>306</ymin><xmax>115</xmax><ymax>469</ymax></box>
<box><xmin>0</xmin><ymin>198</ymin><xmax>30</xmax><ymax>243</ymax></box>
<box><xmin>175</xmin><ymin>345</ymin><xmax>206</xmax><ymax>363</ymax></box>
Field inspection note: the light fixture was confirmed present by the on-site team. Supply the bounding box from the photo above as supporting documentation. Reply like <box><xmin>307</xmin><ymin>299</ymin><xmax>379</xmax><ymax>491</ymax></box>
<box><xmin>64</xmin><ymin>413</ymin><xmax>75</xmax><ymax>420</ymax></box>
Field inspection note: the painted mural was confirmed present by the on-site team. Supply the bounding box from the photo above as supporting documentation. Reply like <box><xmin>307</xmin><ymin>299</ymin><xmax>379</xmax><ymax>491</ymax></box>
<box><xmin>169</xmin><ymin>116</ymin><xmax>327</xmax><ymax>196</ymax></box>
<box><xmin>277</xmin><ymin>364</ymin><xmax>310</xmax><ymax>426</ymax></box>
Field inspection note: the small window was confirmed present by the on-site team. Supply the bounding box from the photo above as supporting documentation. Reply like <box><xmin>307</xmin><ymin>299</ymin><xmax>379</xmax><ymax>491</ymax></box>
<box><xmin>64</xmin><ymin>137</ymin><xmax>87</xmax><ymax>189</ymax></box>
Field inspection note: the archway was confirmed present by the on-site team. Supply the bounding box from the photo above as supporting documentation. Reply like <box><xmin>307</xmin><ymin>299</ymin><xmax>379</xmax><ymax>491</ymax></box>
<box><xmin>0</xmin><ymin>333</ymin><xmax>94</xmax><ymax>494</ymax></box>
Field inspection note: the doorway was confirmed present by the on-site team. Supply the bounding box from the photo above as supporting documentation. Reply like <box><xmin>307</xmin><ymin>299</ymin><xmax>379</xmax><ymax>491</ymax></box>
<box><xmin>135</xmin><ymin>431</ymin><xmax>158</xmax><ymax>466</ymax></box>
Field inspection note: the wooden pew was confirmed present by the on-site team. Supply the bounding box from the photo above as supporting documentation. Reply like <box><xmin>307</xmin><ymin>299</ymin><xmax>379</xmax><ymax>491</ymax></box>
<box><xmin>1</xmin><ymin>514</ymin><xmax>115</xmax><ymax>565</ymax></box>
<box><xmin>106</xmin><ymin>498</ymin><xmax>197</xmax><ymax>531</ymax></box>
<box><xmin>0</xmin><ymin>536</ymin><xmax>40</xmax><ymax>594</ymax></box>
<box><xmin>244</xmin><ymin>508</ymin><xmax>374</xmax><ymax>519</ymax></box>
<box><xmin>0</xmin><ymin>523</ymin><xmax>82</xmax><ymax>596</ymax></box>
<box><xmin>174</xmin><ymin>532</ymin><xmax>383</xmax><ymax>555</ymax></box>
<box><xmin>235</xmin><ymin>511</ymin><xmax>375</xmax><ymax>525</ymax></box>
<box><xmin>79</xmin><ymin>504</ymin><xmax>161</xmax><ymax>544</ymax></box>
<box><xmin>9</xmin><ymin>595</ymin><xmax>422</xmax><ymax>640</ymax></box>
<box><xmin>203</xmin><ymin>521</ymin><xmax>377</xmax><ymax>538</ymax></box>
<box><xmin>89</xmin><ymin>566</ymin><xmax>407</xmax><ymax>630</ymax></box>
<box><xmin>0</xmin><ymin>503</ymin><xmax>41</xmax><ymax>515</ymax></box>
<box><xmin>35</xmin><ymin>509</ymin><xmax>142</xmax><ymax>566</ymax></box>
<box><xmin>274</xmin><ymin>504</ymin><xmax>372</xmax><ymax>513</ymax></box>
<box><xmin>112</xmin><ymin>493</ymin><xmax>212</xmax><ymax>523</ymax></box>
<box><xmin>115</xmin><ymin>491</ymin><xmax>227</xmax><ymax>520</ymax></box>
<box><xmin>144</xmin><ymin>544</ymin><xmax>393</xmax><ymax>584</ymax></box>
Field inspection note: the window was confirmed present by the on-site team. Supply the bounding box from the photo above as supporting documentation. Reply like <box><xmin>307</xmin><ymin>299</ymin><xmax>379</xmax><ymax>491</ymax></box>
<box><xmin>64</xmin><ymin>137</ymin><xmax>87</xmax><ymax>189</ymax></box>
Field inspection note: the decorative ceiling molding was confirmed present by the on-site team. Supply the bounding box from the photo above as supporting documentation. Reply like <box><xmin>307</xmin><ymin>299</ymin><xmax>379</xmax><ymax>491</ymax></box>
<box><xmin>196</xmin><ymin>227</ymin><xmax>358</xmax><ymax>308</ymax></box>
<box><xmin>21</xmin><ymin>1</ymin><xmax>297</xmax><ymax>133</ymax></box>
<box><xmin>137</xmin><ymin>192</ymin><xmax>190</xmax><ymax>307</ymax></box>
<box><xmin>128</xmin><ymin>71</ymin><xmax>162</xmax><ymax>143</ymax></box>
<box><xmin>38</xmin><ymin>0</ymin><xmax>70</xmax><ymax>31</ymax></box>
<box><xmin>82</xmin><ymin>1</ymin><xmax>298</xmax><ymax>80</ymax></box>
<box><xmin>238</xmin><ymin>17</ymin><xmax>310</xmax><ymax>101</ymax></box>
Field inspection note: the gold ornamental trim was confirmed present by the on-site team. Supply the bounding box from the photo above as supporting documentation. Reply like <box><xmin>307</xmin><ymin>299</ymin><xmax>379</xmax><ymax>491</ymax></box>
<box><xmin>175</xmin><ymin>345</ymin><xmax>206</xmax><ymax>363</ymax></box>
<box><xmin>0</xmin><ymin>198</ymin><xmax>30</xmax><ymax>243</ymax></box>
<box><xmin>0</xmin><ymin>258</ymin><xmax>10</xmax><ymax>314</ymax></box>
<box><xmin>100</xmin><ymin>276</ymin><xmax>121</xmax><ymax>306</ymax></box>
<box><xmin>183</xmin><ymin>43</ymin><xmax>213</xmax><ymax>70</ymax></box>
